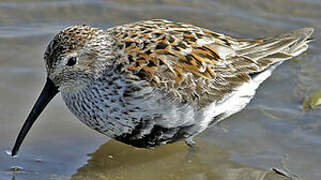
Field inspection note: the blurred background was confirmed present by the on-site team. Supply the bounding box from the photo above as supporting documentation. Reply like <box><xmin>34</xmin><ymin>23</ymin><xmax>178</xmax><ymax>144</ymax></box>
<box><xmin>0</xmin><ymin>0</ymin><xmax>320</xmax><ymax>179</ymax></box>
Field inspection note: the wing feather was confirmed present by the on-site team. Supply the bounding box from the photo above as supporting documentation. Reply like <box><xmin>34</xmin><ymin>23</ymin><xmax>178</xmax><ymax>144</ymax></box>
<box><xmin>110</xmin><ymin>19</ymin><xmax>313</xmax><ymax>107</ymax></box>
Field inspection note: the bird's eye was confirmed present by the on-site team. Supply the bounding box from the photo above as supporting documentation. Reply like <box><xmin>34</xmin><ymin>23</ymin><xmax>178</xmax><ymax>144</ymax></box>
<box><xmin>66</xmin><ymin>57</ymin><xmax>77</xmax><ymax>66</ymax></box>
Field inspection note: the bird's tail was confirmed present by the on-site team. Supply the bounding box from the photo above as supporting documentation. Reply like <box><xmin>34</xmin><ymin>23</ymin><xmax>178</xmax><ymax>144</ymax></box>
<box><xmin>236</xmin><ymin>28</ymin><xmax>314</xmax><ymax>72</ymax></box>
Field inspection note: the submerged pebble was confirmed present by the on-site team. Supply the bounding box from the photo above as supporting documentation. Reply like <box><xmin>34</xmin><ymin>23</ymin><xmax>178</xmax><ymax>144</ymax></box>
<box><xmin>10</xmin><ymin>166</ymin><xmax>23</xmax><ymax>172</ymax></box>
<box><xmin>302</xmin><ymin>89</ymin><xmax>321</xmax><ymax>111</ymax></box>
<box><xmin>35</xmin><ymin>158</ymin><xmax>43</xmax><ymax>163</ymax></box>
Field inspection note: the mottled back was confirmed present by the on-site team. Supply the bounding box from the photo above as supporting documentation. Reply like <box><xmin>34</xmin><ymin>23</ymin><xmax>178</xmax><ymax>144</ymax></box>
<box><xmin>109</xmin><ymin>19</ymin><xmax>311</xmax><ymax>107</ymax></box>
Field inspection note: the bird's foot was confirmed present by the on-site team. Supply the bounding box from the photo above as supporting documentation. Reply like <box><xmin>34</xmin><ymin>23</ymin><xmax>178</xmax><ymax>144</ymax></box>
<box><xmin>185</xmin><ymin>137</ymin><xmax>200</xmax><ymax>157</ymax></box>
<box><xmin>185</xmin><ymin>136</ymin><xmax>195</xmax><ymax>147</ymax></box>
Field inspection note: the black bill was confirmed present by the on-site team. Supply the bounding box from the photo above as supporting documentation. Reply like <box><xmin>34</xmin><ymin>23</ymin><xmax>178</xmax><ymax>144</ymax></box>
<box><xmin>11</xmin><ymin>78</ymin><xmax>59</xmax><ymax>156</ymax></box>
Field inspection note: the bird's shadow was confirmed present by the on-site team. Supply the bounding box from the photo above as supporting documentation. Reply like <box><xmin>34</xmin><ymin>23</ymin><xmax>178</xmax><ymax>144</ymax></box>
<box><xmin>71</xmin><ymin>138</ymin><xmax>293</xmax><ymax>180</ymax></box>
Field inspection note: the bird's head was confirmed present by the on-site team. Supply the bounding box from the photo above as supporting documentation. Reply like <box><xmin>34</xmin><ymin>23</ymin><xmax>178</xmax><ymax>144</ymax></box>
<box><xmin>44</xmin><ymin>25</ymin><xmax>115</xmax><ymax>91</ymax></box>
<box><xmin>11</xmin><ymin>25</ymin><xmax>115</xmax><ymax>156</ymax></box>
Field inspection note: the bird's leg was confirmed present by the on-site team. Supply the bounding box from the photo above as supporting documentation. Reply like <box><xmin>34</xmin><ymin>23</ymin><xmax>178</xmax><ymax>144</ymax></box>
<box><xmin>185</xmin><ymin>136</ymin><xmax>200</xmax><ymax>157</ymax></box>
<box><xmin>185</xmin><ymin>136</ymin><xmax>196</xmax><ymax>147</ymax></box>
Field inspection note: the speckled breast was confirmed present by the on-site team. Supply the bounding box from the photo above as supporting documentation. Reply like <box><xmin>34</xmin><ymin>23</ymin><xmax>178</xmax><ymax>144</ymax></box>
<box><xmin>61</xmin><ymin>72</ymin><xmax>201</xmax><ymax>148</ymax></box>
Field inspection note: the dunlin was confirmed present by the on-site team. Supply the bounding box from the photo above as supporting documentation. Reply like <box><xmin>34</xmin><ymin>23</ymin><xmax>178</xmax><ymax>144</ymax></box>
<box><xmin>12</xmin><ymin>19</ymin><xmax>313</xmax><ymax>156</ymax></box>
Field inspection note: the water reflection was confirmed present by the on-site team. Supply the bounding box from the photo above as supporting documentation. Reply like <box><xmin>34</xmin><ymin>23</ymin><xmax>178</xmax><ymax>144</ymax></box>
<box><xmin>72</xmin><ymin>140</ymin><xmax>291</xmax><ymax>180</ymax></box>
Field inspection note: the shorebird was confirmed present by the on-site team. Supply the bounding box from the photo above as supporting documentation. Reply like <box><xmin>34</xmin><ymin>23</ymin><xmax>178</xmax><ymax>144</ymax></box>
<box><xmin>11</xmin><ymin>19</ymin><xmax>313</xmax><ymax>156</ymax></box>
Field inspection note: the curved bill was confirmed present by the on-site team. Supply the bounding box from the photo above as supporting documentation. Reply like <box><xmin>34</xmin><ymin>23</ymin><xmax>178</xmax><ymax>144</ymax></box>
<box><xmin>11</xmin><ymin>78</ymin><xmax>59</xmax><ymax>156</ymax></box>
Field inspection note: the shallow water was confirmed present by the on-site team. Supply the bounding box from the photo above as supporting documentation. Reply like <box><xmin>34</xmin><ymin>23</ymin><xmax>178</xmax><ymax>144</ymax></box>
<box><xmin>0</xmin><ymin>0</ymin><xmax>320</xmax><ymax>179</ymax></box>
